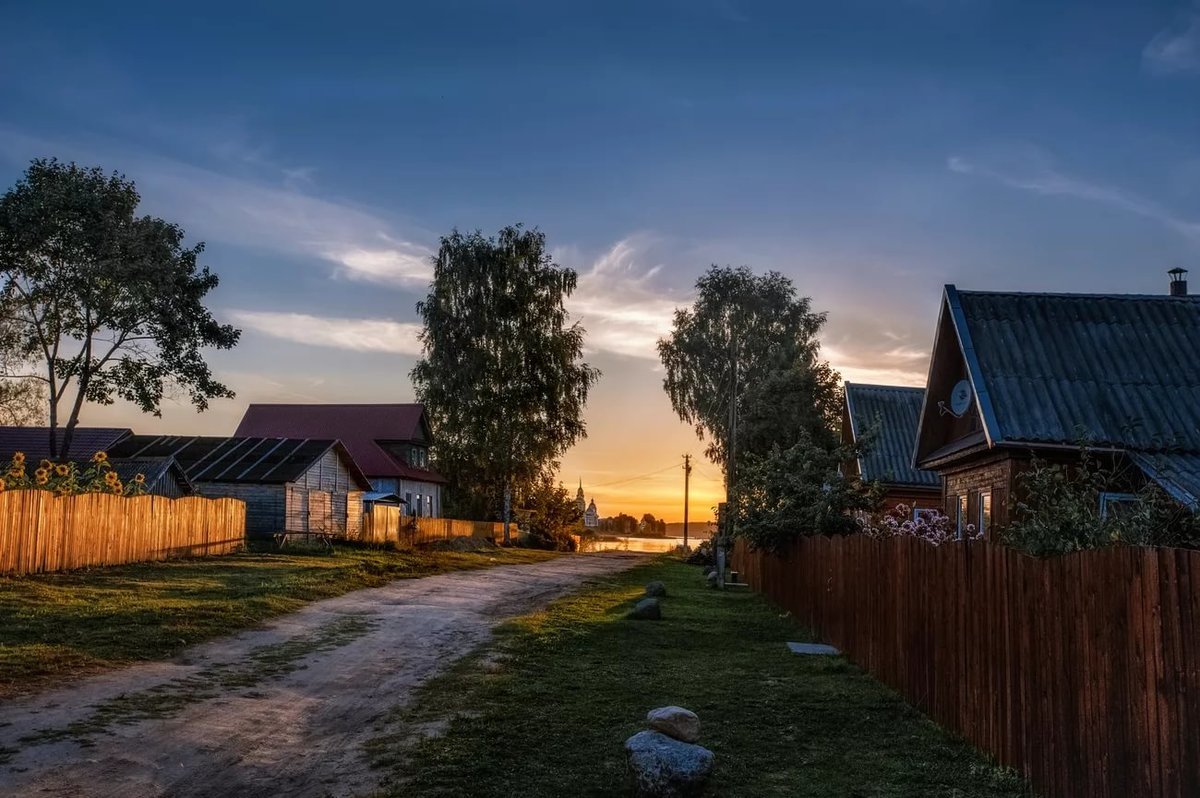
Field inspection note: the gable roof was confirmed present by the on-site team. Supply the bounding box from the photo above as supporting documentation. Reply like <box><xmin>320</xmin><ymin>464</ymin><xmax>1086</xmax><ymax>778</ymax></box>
<box><xmin>108</xmin><ymin>456</ymin><xmax>194</xmax><ymax>494</ymax></box>
<box><xmin>844</xmin><ymin>383</ymin><xmax>940</xmax><ymax>489</ymax></box>
<box><xmin>108</xmin><ymin>435</ymin><xmax>372</xmax><ymax>489</ymax></box>
<box><xmin>234</xmin><ymin>404</ymin><xmax>445</xmax><ymax>483</ymax></box>
<box><xmin>0</xmin><ymin>427</ymin><xmax>132</xmax><ymax>462</ymax></box>
<box><xmin>929</xmin><ymin>286</ymin><xmax>1200</xmax><ymax>452</ymax></box>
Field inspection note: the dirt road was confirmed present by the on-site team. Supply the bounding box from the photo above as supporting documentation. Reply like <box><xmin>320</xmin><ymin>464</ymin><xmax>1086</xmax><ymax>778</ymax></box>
<box><xmin>0</xmin><ymin>552</ymin><xmax>643</xmax><ymax>797</ymax></box>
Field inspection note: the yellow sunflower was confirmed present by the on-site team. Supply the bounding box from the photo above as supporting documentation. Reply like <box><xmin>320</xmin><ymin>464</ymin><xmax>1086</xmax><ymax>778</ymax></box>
<box><xmin>133</xmin><ymin>473</ymin><xmax>146</xmax><ymax>484</ymax></box>
<box><xmin>104</xmin><ymin>471</ymin><xmax>119</xmax><ymax>484</ymax></box>
<box><xmin>13</xmin><ymin>452</ymin><xmax>25</xmax><ymax>465</ymax></box>
<box><xmin>91</xmin><ymin>451</ymin><xmax>108</xmax><ymax>463</ymax></box>
<box><xmin>55</xmin><ymin>464</ymin><xmax>69</xmax><ymax>476</ymax></box>
<box><xmin>35</xmin><ymin>473</ymin><xmax>48</xmax><ymax>486</ymax></box>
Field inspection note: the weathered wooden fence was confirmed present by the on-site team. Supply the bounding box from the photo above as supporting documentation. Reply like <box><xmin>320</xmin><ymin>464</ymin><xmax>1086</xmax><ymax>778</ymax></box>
<box><xmin>359</xmin><ymin>507</ymin><xmax>518</xmax><ymax>547</ymax></box>
<box><xmin>0</xmin><ymin>490</ymin><xmax>245</xmax><ymax>575</ymax></box>
<box><xmin>732</xmin><ymin>536</ymin><xmax>1200</xmax><ymax>798</ymax></box>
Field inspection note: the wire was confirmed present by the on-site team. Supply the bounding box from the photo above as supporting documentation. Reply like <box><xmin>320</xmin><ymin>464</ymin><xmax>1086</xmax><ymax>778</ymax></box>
<box><xmin>588</xmin><ymin>461</ymin><xmax>685</xmax><ymax>488</ymax></box>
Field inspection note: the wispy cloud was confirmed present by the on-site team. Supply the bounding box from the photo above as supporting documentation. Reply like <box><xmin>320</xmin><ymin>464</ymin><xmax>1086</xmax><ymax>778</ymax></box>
<box><xmin>562</xmin><ymin>235</ymin><xmax>685</xmax><ymax>361</ymax></box>
<box><xmin>1144</xmin><ymin>6</ymin><xmax>1200</xmax><ymax>76</ymax></box>
<box><xmin>230</xmin><ymin>310</ymin><xmax>423</xmax><ymax>355</ymax></box>
<box><xmin>948</xmin><ymin>149</ymin><xmax>1200</xmax><ymax>242</ymax></box>
<box><xmin>0</xmin><ymin>127</ymin><xmax>435</xmax><ymax>288</ymax></box>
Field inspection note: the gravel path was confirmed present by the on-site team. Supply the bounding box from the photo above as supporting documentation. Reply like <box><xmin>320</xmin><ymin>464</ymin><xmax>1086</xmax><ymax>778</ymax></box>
<box><xmin>0</xmin><ymin>552</ymin><xmax>643</xmax><ymax>797</ymax></box>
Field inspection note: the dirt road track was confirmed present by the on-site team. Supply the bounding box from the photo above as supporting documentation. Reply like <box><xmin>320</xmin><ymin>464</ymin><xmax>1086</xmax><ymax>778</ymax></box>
<box><xmin>0</xmin><ymin>552</ymin><xmax>643</xmax><ymax>797</ymax></box>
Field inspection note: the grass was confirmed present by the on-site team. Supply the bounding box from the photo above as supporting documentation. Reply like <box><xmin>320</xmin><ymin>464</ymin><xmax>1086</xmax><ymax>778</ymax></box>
<box><xmin>373</xmin><ymin>557</ymin><xmax>1032</xmax><ymax>798</ymax></box>
<box><xmin>0</xmin><ymin>544</ymin><xmax>558</xmax><ymax>699</ymax></box>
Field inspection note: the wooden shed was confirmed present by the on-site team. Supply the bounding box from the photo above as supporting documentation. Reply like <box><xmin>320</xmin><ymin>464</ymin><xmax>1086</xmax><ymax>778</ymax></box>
<box><xmin>109</xmin><ymin>436</ymin><xmax>372</xmax><ymax>539</ymax></box>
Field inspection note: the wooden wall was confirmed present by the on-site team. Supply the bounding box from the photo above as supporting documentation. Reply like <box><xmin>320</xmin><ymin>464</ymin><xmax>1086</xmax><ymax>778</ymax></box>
<box><xmin>0</xmin><ymin>490</ymin><xmax>245</xmax><ymax>575</ymax></box>
<box><xmin>195</xmin><ymin>481</ymin><xmax>285</xmax><ymax>537</ymax></box>
<box><xmin>357</xmin><ymin>508</ymin><xmax>517</xmax><ymax>547</ymax></box>
<box><xmin>733</xmin><ymin>536</ymin><xmax>1200</xmax><ymax>798</ymax></box>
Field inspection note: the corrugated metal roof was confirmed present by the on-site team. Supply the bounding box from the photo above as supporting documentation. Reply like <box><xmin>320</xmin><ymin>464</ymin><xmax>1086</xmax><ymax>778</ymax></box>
<box><xmin>0</xmin><ymin>427</ymin><xmax>132</xmax><ymax>461</ymax></box>
<box><xmin>1130</xmin><ymin>452</ymin><xmax>1200</xmax><ymax>509</ymax></box>
<box><xmin>234</xmin><ymin>404</ymin><xmax>446</xmax><ymax>484</ymax></box>
<box><xmin>953</xmin><ymin>289</ymin><xmax>1200</xmax><ymax>451</ymax></box>
<box><xmin>108</xmin><ymin>457</ymin><xmax>193</xmax><ymax>494</ymax></box>
<box><xmin>845</xmin><ymin>383</ymin><xmax>940</xmax><ymax>488</ymax></box>
<box><xmin>108</xmin><ymin>435</ymin><xmax>372</xmax><ymax>488</ymax></box>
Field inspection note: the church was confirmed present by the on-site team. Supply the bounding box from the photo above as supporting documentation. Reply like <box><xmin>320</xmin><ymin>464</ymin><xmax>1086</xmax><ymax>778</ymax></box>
<box><xmin>575</xmin><ymin>481</ymin><xmax>599</xmax><ymax>529</ymax></box>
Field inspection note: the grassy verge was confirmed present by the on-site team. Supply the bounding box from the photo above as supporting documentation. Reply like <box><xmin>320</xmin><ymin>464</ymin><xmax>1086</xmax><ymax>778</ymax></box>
<box><xmin>373</xmin><ymin>557</ymin><xmax>1031</xmax><ymax>797</ymax></box>
<box><xmin>0</xmin><ymin>544</ymin><xmax>558</xmax><ymax>699</ymax></box>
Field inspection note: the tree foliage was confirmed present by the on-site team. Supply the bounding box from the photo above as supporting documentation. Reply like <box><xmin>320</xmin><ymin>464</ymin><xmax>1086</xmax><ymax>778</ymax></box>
<box><xmin>412</xmin><ymin>225</ymin><xmax>600</xmax><ymax>523</ymax></box>
<box><xmin>517</xmin><ymin>471</ymin><xmax>582</xmax><ymax>551</ymax></box>
<box><xmin>659</xmin><ymin>265</ymin><xmax>875</xmax><ymax>550</ymax></box>
<box><xmin>0</xmin><ymin>159</ymin><xmax>240</xmax><ymax>458</ymax></box>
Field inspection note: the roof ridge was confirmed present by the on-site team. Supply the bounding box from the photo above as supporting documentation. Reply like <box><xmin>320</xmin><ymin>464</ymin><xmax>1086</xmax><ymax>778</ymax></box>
<box><xmin>954</xmin><ymin>288</ymin><xmax>1200</xmax><ymax>301</ymax></box>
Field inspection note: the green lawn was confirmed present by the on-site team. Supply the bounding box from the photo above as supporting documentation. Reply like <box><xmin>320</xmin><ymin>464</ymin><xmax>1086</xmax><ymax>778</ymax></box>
<box><xmin>0</xmin><ymin>544</ymin><xmax>557</xmax><ymax>699</ymax></box>
<box><xmin>373</xmin><ymin>557</ymin><xmax>1031</xmax><ymax>797</ymax></box>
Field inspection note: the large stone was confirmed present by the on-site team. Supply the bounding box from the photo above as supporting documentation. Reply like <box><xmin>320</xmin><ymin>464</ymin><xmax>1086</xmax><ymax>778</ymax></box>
<box><xmin>645</xmin><ymin>580</ymin><xmax>668</xmax><ymax>598</ymax></box>
<box><xmin>627</xmin><ymin>597</ymin><xmax>662</xmax><ymax>620</ymax></box>
<box><xmin>646</xmin><ymin>706</ymin><xmax>701</xmax><ymax>743</ymax></box>
<box><xmin>625</xmin><ymin>730</ymin><xmax>714</xmax><ymax>797</ymax></box>
<box><xmin>705</xmin><ymin>571</ymin><xmax>718</xmax><ymax>588</ymax></box>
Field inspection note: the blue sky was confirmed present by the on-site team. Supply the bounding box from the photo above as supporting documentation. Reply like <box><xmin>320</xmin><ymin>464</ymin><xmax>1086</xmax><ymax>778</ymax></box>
<box><xmin>2</xmin><ymin>0</ymin><xmax>1199</xmax><ymax>516</ymax></box>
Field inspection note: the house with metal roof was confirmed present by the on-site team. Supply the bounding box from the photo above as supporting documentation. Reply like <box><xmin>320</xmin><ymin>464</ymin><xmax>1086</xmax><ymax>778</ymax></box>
<box><xmin>913</xmin><ymin>271</ymin><xmax>1200</xmax><ymax>538</ymax></box>
<box><xmin>234</xmin><ymin>404</ymin><xmax>446</xmax><ymax>518</ymax></box>
<box><xmin>109</xmin><ymin>435</ymin><xmax>372</xmax><ymax>539</ymax></box>
<box><xmin>0</xmin><ymin>426</ymin><xmax>132</xmax><ymax>463</ymax></box>
<box><xmin>842</xmin><ymin>383</ymin><xmax>941</xmax><ymax>515</ymax></box>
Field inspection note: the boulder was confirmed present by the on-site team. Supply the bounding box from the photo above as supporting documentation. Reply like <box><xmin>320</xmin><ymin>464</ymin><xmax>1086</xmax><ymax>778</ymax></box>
<box><xmin>646</xmin><ymin>706</ymin><xmax>701</xmax><ymax>743</ymax></box>
<box><xmin>628</xmin><ymin>597</ymin><xmax>662</xmax><ymax>620</ymax></box>
<box><xmin>705</xmin><ymin>571</ymin><xmax>718</xmax><ymax>588</ymax></box>
<box><xmin>625</xmin><ymin>730</ymin><xmax>714</xmax><ymax>797</ymax></box>
<box><xmin>645</xmin><ymin>580</ymin><xmax>668</xmax><ymax>598</ymax></box>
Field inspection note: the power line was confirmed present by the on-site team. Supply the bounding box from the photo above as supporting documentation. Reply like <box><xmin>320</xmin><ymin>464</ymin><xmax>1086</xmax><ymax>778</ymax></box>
<box><xmin>588</xmin><ymin>461</ymin><xmax>684</xmax><ymax>488</ymax></box>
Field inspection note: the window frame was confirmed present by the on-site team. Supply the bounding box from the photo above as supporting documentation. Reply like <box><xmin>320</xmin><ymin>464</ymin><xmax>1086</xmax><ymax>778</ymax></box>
<box><xmin>1099</xmin><ymin>491</ymin><xmax>1138</xmax><ymax>520</ymax></box>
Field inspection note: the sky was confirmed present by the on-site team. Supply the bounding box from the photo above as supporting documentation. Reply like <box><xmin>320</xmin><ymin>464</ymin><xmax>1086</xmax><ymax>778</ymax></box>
<box><xmin>2</xmin><ymin>0</ymin><xmax>1199</xmax><ymax>520</ymax></box>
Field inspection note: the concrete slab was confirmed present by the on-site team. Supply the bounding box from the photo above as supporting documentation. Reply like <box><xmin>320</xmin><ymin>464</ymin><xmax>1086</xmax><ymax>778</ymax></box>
<box><xmin>787</xmin><ymin>641</ymin><xmax>841</xmax><ymax>655</ymax></box>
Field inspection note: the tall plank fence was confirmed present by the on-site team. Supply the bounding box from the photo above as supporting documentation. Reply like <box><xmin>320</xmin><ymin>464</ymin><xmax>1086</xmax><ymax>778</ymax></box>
<box><xmin>0</xmin><ymin>490</ymin><xmax>245</xmax><ymax>576</ymax></box>
<box><xmin>733</xmin><ymin>536</ymin><xmax>1200</xmax><ymax>798</ymax></box>
<box><xmin>358</xmin><ymin>507</ymin><xmax>519</xmax><ymax>547</ymax></box>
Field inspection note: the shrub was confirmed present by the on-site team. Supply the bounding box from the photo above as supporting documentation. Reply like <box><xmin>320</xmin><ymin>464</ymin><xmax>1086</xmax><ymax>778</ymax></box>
<box><xmin>858</xmin><ymin>503</ymin><xmax>979</xmax><ymax>546</ymax></box>
<box><xmin>0</xmin><ymin>451</ymin><xmax>148</xmax><ymax>496</ymax></box>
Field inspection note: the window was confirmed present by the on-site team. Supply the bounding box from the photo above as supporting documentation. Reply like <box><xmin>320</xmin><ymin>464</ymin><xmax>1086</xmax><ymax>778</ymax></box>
<box><xmin>955</xmin><ymin>495</ymin><xmax>968</xmax><ymax>539</ymax></box>
<box><xmin>405</xmin><ymin>492</ymin><xmax>413</xmax><ymax>515</ymax></box>
<box><xmin>426</xmin><ymin>495</ymin><xmax>433</xmax><ymax>516</ymax></box>
<box><xmin>978</xmin><ymin>491</ymin><xmax>992</xmax><ymax>539</ymax></box>
<box><xmin>1100</xmin><ymin>492</ymin><xmax>1138</xmax><ymax>520</ymax></box>
<box><xmin>414</xmin><ymin>493</ymin><xmax>423</xmax><ymax>517</ymax></box>
<box><xmin>913</xmin><ymin>507</ymin><xmax>938</xmax><ymax>522</ymax></box>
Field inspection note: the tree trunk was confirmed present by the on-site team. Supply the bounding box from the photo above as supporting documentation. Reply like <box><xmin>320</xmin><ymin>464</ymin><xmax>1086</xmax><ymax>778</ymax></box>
<box><xmin>502</xmin><ymin>482</ymin><xmax>512</xmax><ymax>546</ymax></box>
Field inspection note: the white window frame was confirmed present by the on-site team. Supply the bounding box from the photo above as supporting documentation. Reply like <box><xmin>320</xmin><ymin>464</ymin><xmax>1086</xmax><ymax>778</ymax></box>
<box><xmin>978</xmin><ymin>491</ymin><xmax>992</xmax><ymax>538</ymax></box>
<box><xmin>955</xmin><ymin>495</ymin><xmax>968</xmax><ymax>540</ymax></box>
<box><xmin>1100</xmin><ymin>492</ymin><xmax>1138</xmax><ymax>520</ymax></box>
<box><xmin>913</xmin><ymin>507</ymin><xmax>938</xmax><ymax>522</ymax></box>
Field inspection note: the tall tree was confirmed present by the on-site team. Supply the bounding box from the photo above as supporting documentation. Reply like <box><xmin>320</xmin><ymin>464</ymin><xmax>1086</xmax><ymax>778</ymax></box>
<box><xmin>412</xmin><ymin>225</ymin><xmax>600</xmax><ymax>541</ymax></box>
<box><xmin>0</xmin><ymin>159</ymin><xmax>240</xmax><ymax>459</ymax></box>
<box><xmin>658</xmin><ymin>265</ymin><xmax>871</xmax><ymax>549</ymax></box>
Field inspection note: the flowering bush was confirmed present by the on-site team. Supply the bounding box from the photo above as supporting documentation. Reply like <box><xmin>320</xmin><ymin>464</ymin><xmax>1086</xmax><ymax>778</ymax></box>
<box><xmin>0</xmin><ymin>451</ymin><xmax>147</xmax><ymax>497</ymax></box>
<box><xmin>857</xmin><ymin>503</ymin><xmax>980</xmax><ymax>546</ymax></box>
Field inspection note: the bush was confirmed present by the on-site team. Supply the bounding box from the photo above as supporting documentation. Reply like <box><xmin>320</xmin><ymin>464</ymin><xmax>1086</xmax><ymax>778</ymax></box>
<box><xmin>858</xmin><ymin>504</ymin><xmax>978</xmax><ymax>546</ymax></box>
<box><xmin>684</xmin><ymin>539</ymin><xmax>715</xmax><ymax>567</ymax></box>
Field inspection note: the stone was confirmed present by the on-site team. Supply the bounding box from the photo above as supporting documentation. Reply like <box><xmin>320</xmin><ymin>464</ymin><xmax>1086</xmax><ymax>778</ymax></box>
<box><xmin>625</xmin><ymin>730</ymin><xmax>714</xmax><ymax>797</ymax></box>
<box><xmin>646</xmin><ymin>706</ymin><xmax>701</xmax><ymax>743</ymax></box>
<box><xmin>645</xmin><ymin>580</ymin><xmax>668</xmax><ymax>598</ymax></box>
<box><xmin>705</xmin><ymin>571</ymin><xmax>718</xmax><ymax>588</ymax></box>
<box><xmin>627</xmin><ymin>597</ymin><xmax>662</xmax><ymax>620</ymax></box>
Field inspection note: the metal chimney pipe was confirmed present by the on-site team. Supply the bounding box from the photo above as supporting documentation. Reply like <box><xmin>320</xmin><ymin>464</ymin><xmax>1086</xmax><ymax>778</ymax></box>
<box><xmin>1169</xmin><ymin>267</ymin><xmax>1188</xmax><ymax>297</ymax></box>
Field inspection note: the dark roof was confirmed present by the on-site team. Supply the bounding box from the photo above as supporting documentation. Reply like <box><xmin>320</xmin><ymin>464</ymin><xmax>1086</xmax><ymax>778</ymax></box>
<box><xmin>108</xmin><ymin>456</ymin><xmax>194</xmax><ymax>494</ymax></box>
<box><xmin>945</xmin><ymin>287</ymin><xmax>1200</xmax><ymax>452</ymax></box>
<box><xmin>845</xmin><ymin>383</ymin><xmax>940</xmax><ymax>488</ymax></box>
<box><xmin>108</xmin><ymin>435</ymin><xmax>372</xmax><ymax>488</ymax></box>
<box><xmin>234</xmin><ymin>404</ymin><xmax>445</xmax><ymax>484</ymax></box>
<box><xmin>1131</xmin><ymin>452</ymin><xmax>1200</xmax><ymax>509</ymax></box>
<box><xmin>0</xmin><ymin>427</ymin><xmax>132</xmax><ymax>461</ymax></box>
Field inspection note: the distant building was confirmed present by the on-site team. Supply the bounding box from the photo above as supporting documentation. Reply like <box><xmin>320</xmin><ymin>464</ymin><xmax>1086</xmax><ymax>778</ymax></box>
<box><xmin>576</xmin><ymin>480</ymin><xmax>600</xmax><ymax>529</ymax></box>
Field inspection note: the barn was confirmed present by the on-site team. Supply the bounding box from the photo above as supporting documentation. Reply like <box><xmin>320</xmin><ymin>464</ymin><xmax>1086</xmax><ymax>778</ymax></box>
<box><xmin>109</xmin><ymin>435</ymin><xmax>372</xmax><ymax>539</ymax></box>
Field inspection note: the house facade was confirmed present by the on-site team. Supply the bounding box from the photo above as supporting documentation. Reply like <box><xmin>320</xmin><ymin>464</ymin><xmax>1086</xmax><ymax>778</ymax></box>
<box><xmin>109</xmin><ymin>435</ymin><xmax>372</xmax><ymax>538</ymax></box>
<box><xmin>235</xmin><ymin>404</ymin><xmax>447</xmax><ymax>517</ymax></box>
<box><xmin>913</xmin><ymin>277</ymin><xmax>1200</xmax><ymax>538</ymax></box>
<box><xmin>841</xmin><ymin>383</ymin><xmax>941</xmax><ymax>515</ymax></box>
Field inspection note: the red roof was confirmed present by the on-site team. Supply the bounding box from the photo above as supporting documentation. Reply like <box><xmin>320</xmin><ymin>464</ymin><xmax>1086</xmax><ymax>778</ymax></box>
<box><xmin>234</xmin><ymin>404</ymin><xmax>445</xmax><ymax>484</ymax></box>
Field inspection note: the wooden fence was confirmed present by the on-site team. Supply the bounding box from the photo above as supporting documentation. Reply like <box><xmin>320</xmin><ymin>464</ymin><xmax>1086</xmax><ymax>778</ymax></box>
<box><xmin>0</xmin><ymin>490</ymin><xmax>246</xmax><ymax>576</ymax></box>
<box><xmin>733</xmin><ymin>536</ymin><xmax>1200</xmax><ymax>798</ymax></box>
<box><xmin>358</xmin><ymin>507</ymin><xmax>519</xmax><ymax>547</ymax></box>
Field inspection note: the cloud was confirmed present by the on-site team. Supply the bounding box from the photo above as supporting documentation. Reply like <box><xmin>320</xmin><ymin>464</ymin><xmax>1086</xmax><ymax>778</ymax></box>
<box><xmin>948</xmin><ymin>149</ymin><xmax>1200</xmax><ymax>242</ymax></box>
<box><xmin>230</xmin><ymin>310</ymin><xmax>423</xmax><ymax>355</ymax></box>
<box><xmin>1144</xmin><ymin>8</ymin><xmax>1200</xmax><ymax>76</ymax></box>
<box><xmin>0</xmin><ymin>127</ymin><xmax>435</xmax><ymax>288</ymax></box>
<box><xmin>563</xmin><ymin>235</ymin><xmax>686</xmax><ymax>361</ymax></box>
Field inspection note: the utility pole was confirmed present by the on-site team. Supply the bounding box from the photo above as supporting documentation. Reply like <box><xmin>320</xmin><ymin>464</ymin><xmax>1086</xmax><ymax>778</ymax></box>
<box><xmin>682</xmin><ymin>454</ymin><xmax>692</xmax><ymax>549</ymax></box>
<box><xmin>718</xmin><ymin>327</ymin><xmax>738</xmax><ymax>590</ymax></box>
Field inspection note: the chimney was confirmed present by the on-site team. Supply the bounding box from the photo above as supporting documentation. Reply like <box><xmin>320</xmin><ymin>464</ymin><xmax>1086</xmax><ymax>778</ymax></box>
<box><xmin>1169</xmin><ymin>267</ymin><xmax>1188</xmax><ymax>297</ymax></box>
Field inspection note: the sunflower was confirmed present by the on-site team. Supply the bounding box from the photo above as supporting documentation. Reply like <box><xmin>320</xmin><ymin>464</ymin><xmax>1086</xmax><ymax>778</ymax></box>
<box><xmin>55</xmin><ymin>464</ymin><xmax>69</xmax><ymax>476</ymax></box>
<box><xmin>35</xmin><ymin>473</ymin><xmax>48</xmax><ymax>486</ymax></box>
<box><xmin>91</xmin><ymin>451</ymin><xmax>108</xmax><ymax>463</ymax></box>
<box><xmin>0</xmin><ymin>478</ymin><xmax>6</xmax><ymax>492</ymax></box>
<box><xmin>13</xmin><ymin>452</ymin><xmax>25</xmax><ymax>465</ymax></box>
<box><xmin>133</xmin><ymin>473</ymin><xmax>146</xmax><ymax>484</ymax></box>
<box><xmin>104</xmin><ymin>470</ymin><xmax>119</xmax><ymax>484</ymax></box>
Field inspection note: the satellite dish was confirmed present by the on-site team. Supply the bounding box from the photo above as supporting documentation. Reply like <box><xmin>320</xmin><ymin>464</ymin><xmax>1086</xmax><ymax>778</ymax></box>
<box><xmin>950</xmin><ymin>379</ymin><xmax>973</xmax><ymax>417</ymax></box>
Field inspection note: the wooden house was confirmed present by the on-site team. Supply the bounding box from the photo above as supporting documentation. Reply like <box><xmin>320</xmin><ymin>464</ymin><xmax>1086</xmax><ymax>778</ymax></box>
<box><xmin>913</xmin><ymin>274</ymin><xmax>1200</xmax><ymax>538</ymax></box>
<box><xmin>842</xmin><ymin>383</ymin><xmax>941</xmax><ymax>515</ymax></box>
<box><xmin>108</xmin><ymin>457</ymin><xmax>193</xmax><ymax>498</ymax></box>
<box><xmin>235</xmin><ymin>404</ymin><xmax>447</xmax><ymax>518</ymax></box>
<box><xmin>109</xmin><ymin>435</ymin><xmax>372</xmax><ymax>539</ymax></box>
